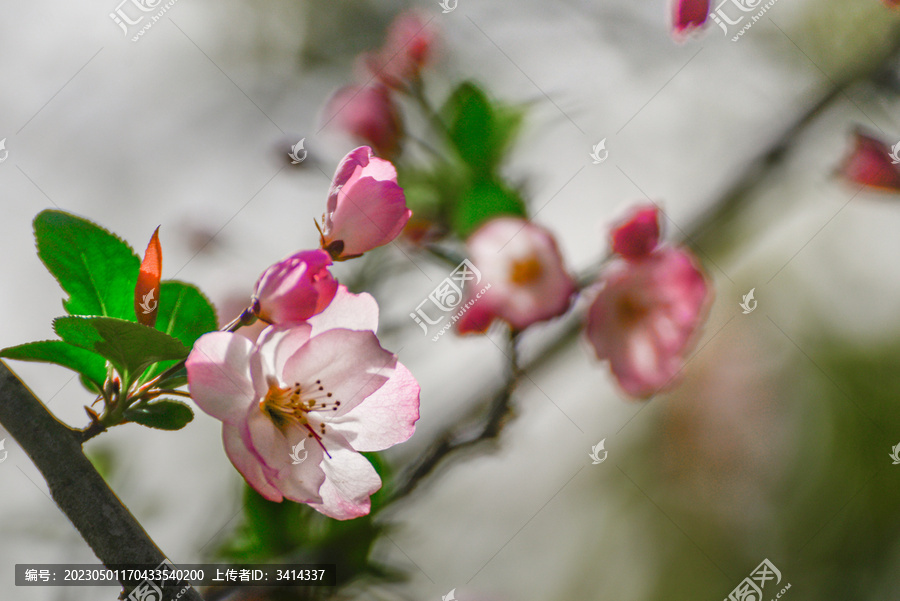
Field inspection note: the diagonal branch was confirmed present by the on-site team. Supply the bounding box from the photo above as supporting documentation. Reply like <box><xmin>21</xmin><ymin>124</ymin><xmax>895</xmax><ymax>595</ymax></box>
<box><xmin>0</xmin><ymin>361</ymin><xmax>204</xmax><ymax>601</ymax></box>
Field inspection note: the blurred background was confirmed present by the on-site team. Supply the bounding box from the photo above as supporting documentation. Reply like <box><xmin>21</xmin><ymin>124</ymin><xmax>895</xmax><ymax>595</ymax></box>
<box><xmin>2</xmin><ymin>0</ymin><xmax>900</xmax><ymax>600</ymax></box>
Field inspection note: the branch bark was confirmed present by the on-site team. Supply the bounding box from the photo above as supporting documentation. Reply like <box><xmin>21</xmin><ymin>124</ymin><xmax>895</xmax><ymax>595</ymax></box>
<box><xmin>0</xmin><ymin>361</ymin><xmax>204</xmax><ymax>601</ymax></box>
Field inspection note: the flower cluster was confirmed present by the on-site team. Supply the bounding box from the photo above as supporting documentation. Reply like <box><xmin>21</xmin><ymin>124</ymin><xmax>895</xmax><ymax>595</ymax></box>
<box><xmin>186</xmin><ymin>146</ymin><xmax>419</xmax><ymax>520</ymax></box>
<box><xmin>323</xmin><ymin>12</ymin><xmax>435</xmax><ymax>158</ymax></box>
<box><xmin>450</xmin><ymin>208</ymin><xmax>710</xmax><ymax>399</ymax></box>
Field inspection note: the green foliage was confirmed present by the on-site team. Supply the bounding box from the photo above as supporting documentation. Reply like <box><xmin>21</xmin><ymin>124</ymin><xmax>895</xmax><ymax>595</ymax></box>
<box><xmin>141</xmin><ymin>280</ymin><xmax>217</xmax><ymax>383</ymax></box>
<box><xmin>54</xmin><ymin>316</ymin><xmax>188</xmax><ymax>387</ymax></box>
<box><xmin>34</xmin><ymin>210</ymin><xmax>140</xmax><ymax>320</ymax></box>
<box><xmin>452</xmin><ymin>179</ymin><xmax>527</xmax><ymax>238</ymax></box>
<box><xmin>0</xmin><ymin>340</ymin><xmax>108</xmax><ymax>389</ymax></box>
<box><xmin>125</xmin><ymin>399</ymin><xmax>194</xmax><ymax>431</ymax></box>
<box><xmin>443</xmin><ymin>81</ymin><xmax>524</xmax><ymax>176</ymax></box>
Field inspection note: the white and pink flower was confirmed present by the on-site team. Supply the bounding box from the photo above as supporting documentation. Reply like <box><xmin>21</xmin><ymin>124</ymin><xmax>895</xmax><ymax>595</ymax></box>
<box><xmin>321</xmin><ymin>146</ymin><xmax>411</xmax><ymax>260</ymax></box>
<box><xmin>586</xmin><ymin>205</ymin><xmax>710</xmax><ymax>398</ymax></box>
<box><xmin>186</xmin><ymin>287</ymin><xmax>420</xmax><ymax>520</ymax></box>
<box><xmin>457</xmin><ymin>217</ymin><xmax>576</xmax><ymax>334</ymax></box>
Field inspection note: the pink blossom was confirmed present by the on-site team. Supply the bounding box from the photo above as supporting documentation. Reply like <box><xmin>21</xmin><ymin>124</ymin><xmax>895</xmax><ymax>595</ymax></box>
<box><xmin>457</xmin><ymin>218</ymin><xmax>576</xmax><ymax>334</ymax></box>
<box><xmin>672</xmin><ymin>0</ymin><xmax>710</xmax><ymax>37</ymax></box>
<box><xmin>321</xmin><ymin>146</ymin><xmax>411</xmax><ymax>260</ymax></box>
<box><xmin>251</xmin><ymin>249</ymin><xmax>338</xmax><ymax>325</ymax></box>
<box><xmin>186</xmin><ymin>287</ymin><xmax>420</xmax><ymax>520</ymax></box>
<box><xmin>586</xmin><ymin>207</ymin><xmax>710</xmax><ymax>398</ymax></box>
<box><xmin>838</xmin><ymin>129</ymin><xmax>900</xmax><ymax>192</ymax></box>
<box><xmin>361</xmin><ymin>12</ymin><xmax>435</xmax><ymax>90</ymax></box>
<box><xmin>324</xmin><ymin>85</ymin><xmax>403</xmax><ymax>159</ymax></box>
<box><xmin>610</xmin><ymin>205</ymin><xmax>660</xmax><ymax>259</ymax></box>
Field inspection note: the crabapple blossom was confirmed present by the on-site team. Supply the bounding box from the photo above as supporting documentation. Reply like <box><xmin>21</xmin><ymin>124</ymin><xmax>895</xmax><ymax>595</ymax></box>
<box><xmin>321</xmin><ymin>146</ymin><xmax>411</xmax><ymax>260</ymax></box>
<box><xmin>610</xmin><ymin>205</ymin><xmax>660</xmax><ymax>259</ymax></box>
<box><xmin>360</xmin><ymin>11</ymin><xmax>435</xmax><ymax>90</ymax></box>
<box><xmin>251</xmin><ymin>249</ymin><xmax>338</xmax><ymax>325</ymax></box>
<box><xmin>586</xmin><ymin>206</ymin><xmax>710</xmax><ymax>398</ymax></box>
<box><xmin>456</xmin><ymin>217</ymin><xmax>576</xmax><ymax>334</ymax></box>
<box><xmin>839</xmin><ymin>129</ymin><xmax>900</xmax><ymax>192</ymax></box>
<box><xmin>672</xmin><ymin>0</ymin><xmax>710</xmax><ymax>37</ymax></box>
<box><xmin>324</xmin><ymin>85</ymin><xmax>403</xmax><ymax>158</ymax></box>
<box><xmin>186</xmin><ymin>287</ymin><xmax>420</xmax><ymax>520</ymax></box>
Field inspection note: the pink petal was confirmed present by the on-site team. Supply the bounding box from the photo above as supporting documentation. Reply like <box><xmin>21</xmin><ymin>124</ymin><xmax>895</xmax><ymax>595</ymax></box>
<box><xmin>328</xmin><ymin>146</ymin><xmax>374</xmax><ymax>206</ymax></box>
<box><xmin>307</xmin><ymin>286</ymin><xmax>380</xmax><ymax>335</ymax></box>
<box><xmin>223</xmin><ymin>423</ymin><xmax>283</xmax><ymax>502</ymax></box>
<box><xmin>250</xmin><ymin>325</ymin><xmax>313</xmax><ymax>396</ymax></box>
<box><xmin>839</xmin><ymin>129</ymin><xmax>900</xmax><ymax>191</ymax></box>
<box><xmin>262</xmin><ymin>421</ymin><xmax>327</xmax><ymax>504</ymax></box>
<box><xmin>673</xmin><ymin>0</ymin><xmax>710</xmax><ymax>36</ymax></box>
<box><xmin>323</xmin><ymin>86</ymin><xmax>403</xmax><ymax>158</ymax></box>
<box><xmin>610</xmin><ymin>205</ymin><xmax>661</xmax><ymax>258</ymax></box>
<box><xmin>586</xmin><ymin>248</ymin><xmax>710</xmax><ymax>399</ymax></box>
<box><xmin>327</xmin><ymin>362</ymin><xmax>420</xmax><ymax>451</ymax></box>
<box><xmin>308</xmin><ymin>435</ymin><xmax>382</xmax><ymax>520</ymax></box>
<box><xmin>458</xmin><ymin>217</ymin><xmax>575</xmax><ymax>333</ymax></box>
<box><xmin>252</xmin><ymin>249</ymin><xmax>338</xmax><ymax>325</ymax></box>
<box><xmin>186</xmin><ymin>332</ymin><xmax>256</xmax><ymax>425</ymax></box>
<box><xmin>281</xmin><ymin>329</ymin><xmax>396</xmax><ymax>416</ymax></box>
<box><xmin>243</xmin><ymin>405</ymin><xmax>325</xmax><ymax>504</ymax></box>
<box><xmin>326</xmin><ymin>177</ymin><xmax>410</xmax><ymax>257</ymax></box>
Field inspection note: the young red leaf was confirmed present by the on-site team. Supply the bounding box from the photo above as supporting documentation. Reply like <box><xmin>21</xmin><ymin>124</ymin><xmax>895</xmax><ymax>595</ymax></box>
<box><xmin>135</xmin><ymin>227</ymin><xmax>162</xmax><ymax>327</ymax></box>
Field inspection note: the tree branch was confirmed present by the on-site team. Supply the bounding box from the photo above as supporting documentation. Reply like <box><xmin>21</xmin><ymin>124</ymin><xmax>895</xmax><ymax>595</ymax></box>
<box><xmin>0</xmin><ymin>361</ymin><xmax>204</xmax><ymax>601</ymax></box>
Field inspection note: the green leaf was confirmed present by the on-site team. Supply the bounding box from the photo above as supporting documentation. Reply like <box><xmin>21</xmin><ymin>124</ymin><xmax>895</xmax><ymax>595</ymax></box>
<box><xmin>445</xmin><ymin>82</ymin><xmax>496</xmax><ymax>173</ymax></box>
<box><xmin>54</xmin><ymin>316</ymin><xmax>188</xmax><ymax>385</ymax></box>
<box><xmin>34</xmin><ymin>210</ymin><xmax>140</xmax><ymax>320</ymax></box>
<box><xmin>125</xmin><ymin>399</ymin><xmax>194</xmax><ymax>430</ymax></box>
<box><xmin>442</xmin><ymin>82</ymin><xmax>525</xmax><ymax>178</ymax></box>
<box><xmin>452</xmin><ymin>179</ymin><xmax>528</xmax><ymax>238</ymax></box>
<box><xmin>155</xmin><ymin>280</ymin><xmax>218</xmax><ymax>348</ymax></box>
<box><xmin>0</xmin><ymin>340</ymin><xmax>108</xmax><ymax>388</ymax></box>
<box><xmin>141</xmin><ymin>281</ymin><xmax>218</xmax><ymax>383</ymax></box>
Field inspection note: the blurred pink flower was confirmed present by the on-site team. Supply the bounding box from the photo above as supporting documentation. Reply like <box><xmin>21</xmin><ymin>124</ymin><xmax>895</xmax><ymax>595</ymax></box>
<box><xmin>586</xmin><ymin>206</ymin><xmax>710</xmax><ymax>398</ymax></box>
<box><xmin>321</xmin><ymin>146</ymin><xmax>411</xmax><ymax>260</ymax></box>
<box><xmin>672</xmin><ymin>0</ymin><xmax>710</xmax><ymax>37</ymax></box>
<box><xmin>610</xmin><ymin>205</ymin><xmax>660</xmax><ymax>258</ymax></box>
<box><xmin>361</xmin><ymin>12</ymin><xmax>435</xmax><ymax>90</ymax></box>
<box><xmin>251</xmin><ymin>249</ymin><xmax>338</xmax><ymax>325</ymax></box>
<box><xmin>839</xmin><ymin>129</ymin><xmax>900</xmax><ymax>192</ymax></box>
<box><xmin>457</xmin><ymin>218</ymin><xmax>576</xmax><ymax>334</ymax></box>
<box><xmin>324</xmin><ymin>85</ymin><xmax>403</xmax><ymax>158</ymax></box>
<box><xmin>186</xmin><ymin>287</ymin><xmax>420</xmax><ymax>520</ymax></box>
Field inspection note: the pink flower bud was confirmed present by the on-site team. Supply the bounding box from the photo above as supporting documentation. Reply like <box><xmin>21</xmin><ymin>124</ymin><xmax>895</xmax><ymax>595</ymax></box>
<box><xmin>610</xmin><ymin>205</ymin><xmax>661</xmax><ymax>259</ymax></box>
<box><xmin>457</xmin><ymin>218</ymin><xmax>576</xmax><ymax>334</ymax></box>
<box><xmin>362</xmin><ymin>12</ymin><xmax>436</xmax><ymax>90</ymax></box>
<box><xmin>324</xmin><ymin>85</ymin><xmax>403</xmax><ymax>159</ymax></box>
<box><xmin>672</xmin><ymin>0</ymin><xmax>710</xmax><ymax>37</ymax></box>
<box><xmin>321</xmin><ymin>146</ymin><xmax>411</xmax><ymax>260</ymax></box>
<box><xmin>839</xmin><ymin>129</ymin><xmax>900</xmax><ymax>192</ymax></box>
<box><xmin>252</xmin><ymin>249</ymin><xmax>338</xmax><ymax>325</ymax></box>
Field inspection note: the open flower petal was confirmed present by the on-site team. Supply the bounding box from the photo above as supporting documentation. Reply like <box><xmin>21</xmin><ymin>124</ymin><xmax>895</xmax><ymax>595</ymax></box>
<box><xmin>307</xmin><ymin>286</ymin><xmax>379</xmax><ymax>335</ymax></box>
<box><xmin>223</xmin><ymin>424</ymin><xmax>283</xmax><ymax>502</ymax></box>
<box><xmin>328</xmin><ymin>362</ymin><xmax>420</xmax><ymax>451</ymax></box>
<box><xmin>308</xmin><ymin>436</ymin><xmax>383</xmax><ymax>520</ymax></box>
<box><xmin>186</xmin><ymin>332</ymin><xmax>256</xmax><ymax>426</ymax></box>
